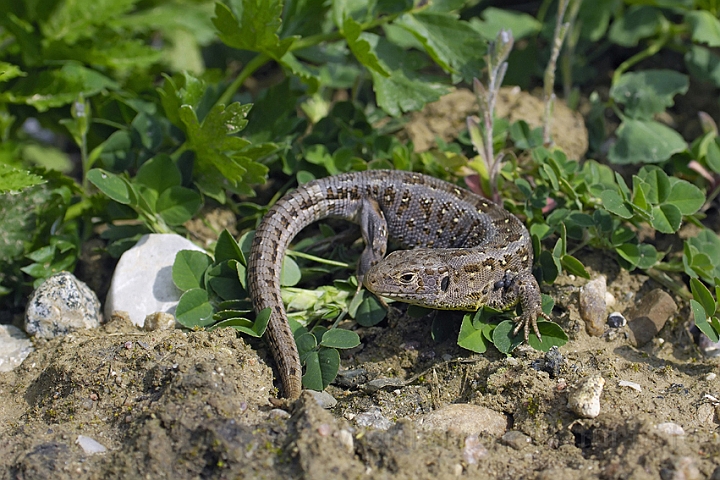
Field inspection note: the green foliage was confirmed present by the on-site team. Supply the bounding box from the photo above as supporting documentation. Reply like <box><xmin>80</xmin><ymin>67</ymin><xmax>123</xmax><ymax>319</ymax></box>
<box><xmin>458</xmin><ymin>295</ymin><xmax>563</xmax><ymax>355</ymax></box>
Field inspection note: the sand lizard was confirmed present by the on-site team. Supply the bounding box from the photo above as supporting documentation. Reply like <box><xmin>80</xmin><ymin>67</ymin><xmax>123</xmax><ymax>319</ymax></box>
<box><xmin>247</xmin><ymin>170</ymin><xmax>549</xmax><ymax>400</ymax></box>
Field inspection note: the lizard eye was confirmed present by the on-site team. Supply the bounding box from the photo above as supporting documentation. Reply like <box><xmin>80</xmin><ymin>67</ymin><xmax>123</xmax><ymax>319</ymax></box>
<box><xmin>399</xmin><ymin>273</ymin><xmax>415</xmax><ymax>283</ymax></box>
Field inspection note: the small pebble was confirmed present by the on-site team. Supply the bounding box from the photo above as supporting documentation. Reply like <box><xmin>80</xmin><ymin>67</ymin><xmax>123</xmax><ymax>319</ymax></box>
<box><xmin>607</xmin><ymin>312</ymin><xmax>626</xmax><ymax>328</ymax></box>
<box><xmin>664</xmin><ymin>456</ymin><xmax>701</xmax><ymax>480</ymax></box>
<box><xmin>317</xmin><ymin>424</ymin><xmax>332</xmax><ymax>436</ymax></box>
<box><xmin>334</xmin><ymin>368</ymin><xmax>368</xmax><ymax>388</ymax></box>
<box><xmin>361</xmin><ymin>377</ymin><xmax>405</xmax><ymax>393</ymax></box>
<box><xmin>333</xmin><ymin>429</ymin><xmax>354</xmax><ymax>454</ymax></box>
<box><xmin>706</xmin><ymin>373</ymin><xmax>717</xmax><ymax>381</ymax></box>
<box><xmin>0</xmin><ymin>324</ymin><xmax>34</xmax><ymax>372</ymax></box>
<box><xmin>625</xmin><ymin>289</ymin><xmax>677</xmax><ymax>347</ymax></box>
<box><xmin>76</xmin><ymin>435</ymin><xmax>107</xmax><ymax>454</ymax></box>
<box><xmin>655</xmin><ymin>422</ymin><xmax>685</xmax><ymax>436</ymax></box>
<box><xmin>267</xmin><ymin>409</ymin><xmax>291</xmax><ymax>421</ymax></box>
<box><xmin>568</xmin><ymin>375</ymin><xmax>605</xmax><ymax>419</ymax></box>
<box><xmin>462</xmin><ymin>435</ymin><xmax>488</xmax><ymax>465</ymax></box>
<box><xmin>354</xmin><ymin>407</ymin><xmax>393</xmax><ymax>430</ymax></box>
<box><xmin>501</xmin><ymin>430</ymin><xmax>532</xmax><ymax>450</ymax></box>
<box><xmin>308</xmin><ymin>390</ymin><xmax>337</xmax><ymax>409</ymax></box>
<box><xmin>144</xmin><ymin>312</ymin><xmax>176</xmax><ymax>331</ymax></box>
<box><xmin>530</xmin><ymin>347</ymin><xmax>564</xmax><ymax>378</ymax></box>
<box><xmin>618</xmin><ymin>380</ymin><xmax>642</xmax><ymax>392</ymax></box>
<box><xmin>579</xmin><ymin>276</ymin><xmax>607</xmax><ymax>336</ymax></box>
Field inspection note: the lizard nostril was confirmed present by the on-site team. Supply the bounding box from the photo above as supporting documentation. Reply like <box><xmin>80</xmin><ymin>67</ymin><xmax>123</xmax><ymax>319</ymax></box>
<box><xmin>440</xmin><ymin>276</ymin><xmax>450</xmax><ymax>292</ymax></box>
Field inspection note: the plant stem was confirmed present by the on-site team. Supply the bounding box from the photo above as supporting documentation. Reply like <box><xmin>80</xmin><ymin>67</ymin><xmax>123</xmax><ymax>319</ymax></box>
<box><xmin>286</xmin><ymin>250</ymin><xmax>351</xmax><ymax>268</ymax></box>
<box><xmin>612</xmin><ymin>33</ymin><xmax>668</xmax><ymax>85</ymax></box>
<box><xmin>543</xmin><ymin>0</ymin><xmax>573</xmax><ymax>146</ymax></box>
<box><xmin>217</xmin><ymin>52</ymin><xmax>270</xmax><ymax>107</ymax></box>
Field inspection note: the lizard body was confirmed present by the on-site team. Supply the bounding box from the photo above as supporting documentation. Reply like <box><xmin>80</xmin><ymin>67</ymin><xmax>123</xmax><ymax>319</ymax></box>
<box><xmin>247</xmin><ymin>170</ymin><xmax>548</xmax><ymax>400</ymax></box>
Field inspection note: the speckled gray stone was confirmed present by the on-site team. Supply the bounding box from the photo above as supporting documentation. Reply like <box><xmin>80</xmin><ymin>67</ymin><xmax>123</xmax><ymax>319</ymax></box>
<box><xmin>0</xmin><ymin>324</ymin><xmax>34</xmax><ymax>372</ymax></box>
<box><xmin>24</xmin><ymin>272</ymin><xmax>101</xmax><ymax>338</ymax></box>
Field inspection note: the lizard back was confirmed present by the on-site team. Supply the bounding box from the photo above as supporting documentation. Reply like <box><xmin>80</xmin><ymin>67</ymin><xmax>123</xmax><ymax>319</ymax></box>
<box><xmin>247</xmin><ymin>170</ymin><xmax>542</xmax><ymax>400</ymax></box>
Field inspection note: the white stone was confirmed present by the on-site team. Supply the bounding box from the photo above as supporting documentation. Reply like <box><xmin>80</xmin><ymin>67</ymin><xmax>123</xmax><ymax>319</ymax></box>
<box><xmin>25</xmin><ymin>272</ymin><xmax>101</xmax><ymax>338</ymax></box>
<box><xmin>104</xmin><ymin>234</ymin><xmax>205</xmax><ymax>327</ymax></box>
<box><xmin>655</xmin><ymin>422</ymin><xmax>685</xmax><ymax>436</ymax></box>
<box><xmin>568</xmin><ymin>375</ymin><xmax>605</xmax><ymax>419</ymax></box>
<box><xmin>618</xmin><ymin>380</ymin><xmax>642</xmax><ymax>392</ymax></box>
<box><xmin>0</xmin><ymin>324</ymin><xmax>34</xmax><ymax>372</ymax></box>
<box><xmin>76</xmin><ymin>435</ymin><xmax>107</xmax><ymax>454</ymax></box>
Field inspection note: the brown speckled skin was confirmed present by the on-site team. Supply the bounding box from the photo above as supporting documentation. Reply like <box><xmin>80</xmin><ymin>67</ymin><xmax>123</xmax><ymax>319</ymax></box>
<box><xmin>248</xmin><ymin>170</ymin><xmax>547</xmax><ymax>400</ymax></box>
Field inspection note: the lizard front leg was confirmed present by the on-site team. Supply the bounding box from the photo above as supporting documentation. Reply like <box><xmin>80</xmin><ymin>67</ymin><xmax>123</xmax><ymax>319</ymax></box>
<box><xmin>355</xmin><ymin>197</ymin><xmax>389</xmax><ymax>291</ymax></box>
<box><xmin>489</xmin><ymin>271</ymin><xmax>547</xmax><ymax>341</ymax></box>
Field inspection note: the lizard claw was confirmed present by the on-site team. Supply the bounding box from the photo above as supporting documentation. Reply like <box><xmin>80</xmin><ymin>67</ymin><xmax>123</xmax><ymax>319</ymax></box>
<box><xmin>513</xmin><ymin>310</ymin><xmax>550</xmax><ymax>342</ymax></box>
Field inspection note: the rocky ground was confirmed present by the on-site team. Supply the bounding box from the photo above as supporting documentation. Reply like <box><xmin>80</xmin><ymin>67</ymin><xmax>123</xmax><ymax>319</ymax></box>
<box><xmin>1</xmin><ymin>90</ymin><xmax>719</xmax><ymax>479</ymax></box>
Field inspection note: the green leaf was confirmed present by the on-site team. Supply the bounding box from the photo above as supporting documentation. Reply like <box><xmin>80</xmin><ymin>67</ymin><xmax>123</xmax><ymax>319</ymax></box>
<box><xmin>0</xmin><ymin>62</ymin><xmax>25</xmax><ymax>83</ymax></box>
<box><xmin>510</xmin><ymin>120</ymin><xmax>543</xmax><ymax>149</ymax></box>
<box><xmin>561</xmin><ymin>255</ymin><xmax>590</xmax><ymax>279</ymax></box>
<box><xmin>173</xmin><ymin>250</ymin><xmax>212</xmax><ymax>291</ymax></box>
<box><xmin>492</xmin><ymin>320</ymin><xmax>525</xmax><ymax>354</ymax></box>
<box><xmin>665</xmin><ymin>177</ymin><xmax>705</xmax><ymax>215</ymax></box>
<box><xmin>637</xmin><ymin>165</ymin><xmax>671</xmax><ymax>204</ymax></box>
<box><xmin>296</xmin><ymin>331</ymin><xmax>318</xmax><ymax>361</ymax></box>
<box><xmin>96</xmin><ymin>130</ymin><xmax>133</xmax><ymax>171</ymax></box>
<box><xmin>0</xmin><ymin>165</ymin><xmax>45</xmax><ymax>192</ymax></box>
<box><xmin>526</xmin><ymin>321</ymin><xmax>569</xmax><ymax>351</ymax></box>
<box><xmin>608</xmin><ymin>119</ymin><xmax>687</xmax><ymax>164</ymax></box>
<box><xmin>156</xmin><ymin>186</ymin><xmax>202</xmax><ymax>226</ymax></box>
<box><xmin>302</xmin><ymin>347</ymin><xmax>340</xmax><ymax>391</ymax></box>
<box><xmin>394</xmin><ymin>11</ymin><xmax>486</xmax><ymax>82</ymax></box>
<box><xmin>599</xmin><ymin>190</ymin><xmax>633</xmax><ymax>218</ymax></box>
<box><xmin>610</xmin><ymin>70</ymin><xmax>688</xmax><ymax>119</ymax></box>
<box><xmin>215</xmin><ymin>229</ymin><xmax>244</xmax><ymax>264</ymax></box>
<box><xmin>224</xmin><ymin>307</ymin><xmax>271</xmax><ymax>337</ymax></box>
<box><xmin>691</xmin><ymin>278</ymin><xmax>717</xmax><ymax>317</ymax></box>
<box><xmin>0</xmin><ymin>63</ymin><xmax>119</xmax><ymax>112</ymax></box>
<box><xmin>135</xmin><ymin>155</ymin><xmax>182</xmax><ymax>194</ymax></box>
<box><xmin>457</xmin><ymin>314</ymin><xmax>488</xmax><ymax>353</ymax></box>
<box><xmin>706</xmin><ymin>139</ymin><xmax>720</xmax><ymax>174</ymax></box>
<box><xmin>175</xmin><ymin>288</ymin><xmax>215</xmax><ymax>327</ymax></box>
<box><xmin>317</xmin><ymin>347</ymin><xmax>340</xmax><ymax>389</ymax></box>
<box><xmin>87</xmin><ymin>169</ymin><xmax>131</xmax><ymax>204</ymax></box>
<box><xmin>608</xmin><ymin>6</ymin><xmax>662</xmax><ymax>47</ymax></box>
<box><xmin>687</xmin><ymin>10</ymin><xmax>720</xmax><ymax>47</ymax></box>
<box><xmin>320</xmin><ymin>329</ymin><xmax>361</xmax><ymax>349</ymax></box>
<box><xmin>471</xmin><ymin>7</ymin><xmax>541</xmax><ymax>41</ymax></box>
<box><xmin>650</xmin><ymin>203</ymin><xmax>682</xmax><ymax>234</ymax></box>
<box><xmin>178</xmin><ymin>101</ymin><xmax>270</xmax><ymax>189</ymax></box>
<box><xmin>280</xmin><ymin>256</ymin><xmax>302</xmax><ymax>287</ymax></box>
<box><xmin>213</xmin><ymin>1</ymin><xmax>296</xmax><ymax>60</ymax></box>
<box><xmin>692</xmin><ymin>299</ymin><xmax>720</xmax><ymax>342</ymax></box>
<box><xmin>685</xmin><ymin>45</ymin><xmax>720</xmax><ymax>87</ymax></box>
<box><xmin>302</xmin><ymin>351</ymin><xmax>323</xmax><ymax>391</ymax></box>
<box><xmin>368</xmin><ymin>36</ymin><xmax>449</xmax><ymax>116</ymax></box>
<box><xmin>354</xmin><ymin>294</ymin><xmax>387</xmax><ymax>326</ymax></box>
<box><xmin>343</xmin><ymin>17</ymin><xmax>389</xmax><ymax>76</ymax></box>
<box><xmin>616</xmin><ymin>243</ymin><xmax>660</xmax><ymax>270</ymax></box>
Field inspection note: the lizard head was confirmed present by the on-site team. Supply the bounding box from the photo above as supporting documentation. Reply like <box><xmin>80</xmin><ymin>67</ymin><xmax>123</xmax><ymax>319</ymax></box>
<box><xmin>363</xmin><ymin>249</ymin><xmax>455</xmax><ymax>307</ymax></box>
